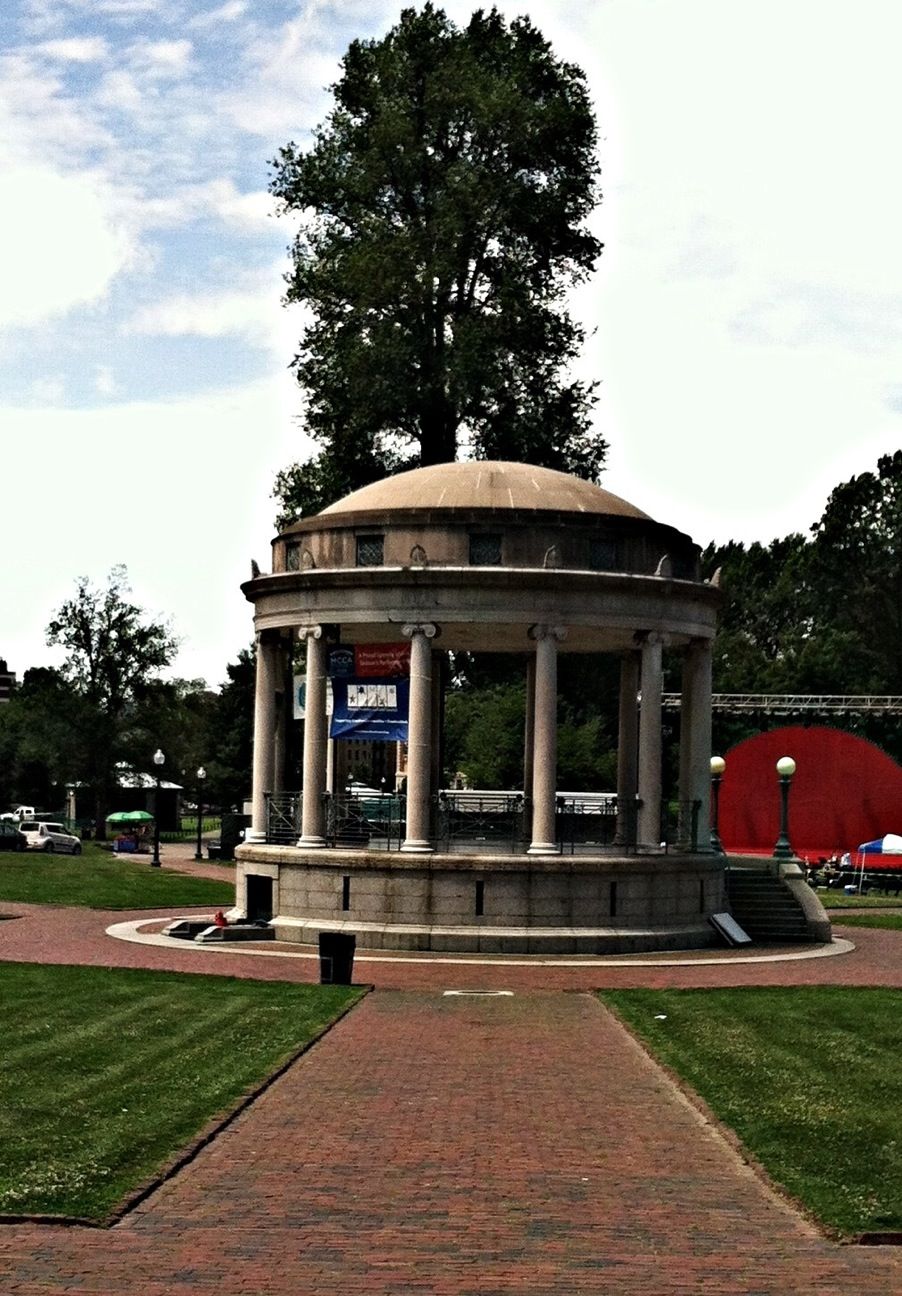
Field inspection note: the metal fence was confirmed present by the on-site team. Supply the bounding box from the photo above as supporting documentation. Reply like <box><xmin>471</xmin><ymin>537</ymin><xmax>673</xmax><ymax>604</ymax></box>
<box><xmin>265</xmin><ymin>793</ymin><xmax>301</xmax><ymax>845</ymax></box>
<box><xmin>326</xmin><ymin>793</ymin><xmax>405</xmax><ymax>851</ymax></box>
<box><xmin>263</xmin><ymin>791</ymin><xmax>703</xmax><ymax>854</ymax></box>
<box><xmin>435</xmin><ymin>791</ymin><xmax>528</xmax><ymax>853</ymax></box>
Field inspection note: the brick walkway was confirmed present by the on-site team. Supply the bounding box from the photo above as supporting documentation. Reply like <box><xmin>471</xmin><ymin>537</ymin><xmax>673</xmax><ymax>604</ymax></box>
<box><xmin>2</xmin><ymin>848</ymin><xmax>902</xmax><ymax>1292</ymax></box>
<box><xmin>2</xmin><ymin>991</ymin><xmax>901</xmax><ymax>1294</ymax></box>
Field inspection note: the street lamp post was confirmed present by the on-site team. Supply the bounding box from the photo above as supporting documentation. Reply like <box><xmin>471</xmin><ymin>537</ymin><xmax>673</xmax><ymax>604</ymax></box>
<box><xmin>772</xmin><ymin>755</ymin><xmax>797</xmax><ymax>860</ymax></box>
<box><xmin>194</xmin><ymin>765</ymin><xmax>206</xmax><ymax>861</ymax></box>
<box><xmin>710</xmin><ymin>755</ymin><xmax>726</xmax><ymax>854</ymax></box>
<box><xmin>151</xmin><ymin>748</ymin><xmax>164</xmax><ymax>868</ymax></box>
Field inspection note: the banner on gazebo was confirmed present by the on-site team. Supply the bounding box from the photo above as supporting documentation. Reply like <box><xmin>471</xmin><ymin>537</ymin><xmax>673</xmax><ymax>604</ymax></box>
<box><xmin>329</xmin><ymin>677</ymin><xmax>410</xmax><ymax>741</ymax></box>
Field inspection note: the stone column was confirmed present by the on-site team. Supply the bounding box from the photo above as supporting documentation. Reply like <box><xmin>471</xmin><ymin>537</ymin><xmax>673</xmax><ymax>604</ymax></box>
<box><xmin>246</xmin><ymin>629</ymin><xmax>280</xmax><ymax>843</ymax></box>
<box><xmin>523</xmin><ymin>656</ymin><xmax>536</xmax><ymax>800</ymax></box>
<box><xmin>297</xmin><ymin>625</ymin><xmax>327</xmax><ymax>848</ymax></box>
<box><xmin>637</xmin><ymin>633</ymin><xmax>664</xmax><ymax>849</ymax></box>
<box><xmin>615</xmin><ymin>651</ymin><xmax>640</xmax><ymax>846</ymax></box>
<box><xmin>271</xmin><ymin>634</ymin><xmax>290</xmax><ymax>795</ymax></box>
<box><xmin>401</xmin><ymin>623</ymin><xmax>437</xmax><ymax>852</ymax></box>
<box><xmin>528</xmin><ymin>625</ymin><xmax>565</xmax><ymax>855</ymax></box>
<box><xmin>678</xmin><ymin>638</ymin><xmax>713</xmax><ymax>852</ymax></box>
<box><xmin>325</xmin><ymin>735</ymin><xmax>335</xmax><ymax>795</ymax></box>
<box><xmin>430</xmin><ymin>652</ymin><xmax>446</xmax><ymax>837</ymax></box>
<box><xmin>272</xmin><ymin>684</ymin><xmax>286</xmax><ymax>795</ymax></box>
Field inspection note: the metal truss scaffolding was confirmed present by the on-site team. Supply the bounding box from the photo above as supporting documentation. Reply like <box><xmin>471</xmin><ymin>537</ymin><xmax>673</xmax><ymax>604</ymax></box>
<box><xmin>661</xmin><ymin>694</ymin><xmax>902</xmax><ymax>715</ymax></box>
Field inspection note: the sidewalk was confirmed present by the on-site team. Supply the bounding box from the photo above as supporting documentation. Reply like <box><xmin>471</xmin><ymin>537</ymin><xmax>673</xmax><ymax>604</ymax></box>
<box><xmin>2</xmin><ymin>991</ymin><xmax>901</xmax><ymax>1294</ymax></box>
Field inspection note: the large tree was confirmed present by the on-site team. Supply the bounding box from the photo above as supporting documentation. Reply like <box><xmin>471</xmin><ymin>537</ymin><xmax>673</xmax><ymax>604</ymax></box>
<box><xmin>270</xmin><ymin>3</ymin><xmax>604</xmax><ymax>522</ymax></box>
<box><xmin>809</xmin><ymin>449</ymin><xmax>902</xmax><ymax>692</ymax></box>
<box><xmin>46</xmin><ymin>566</ymin><xmax>179</xmax><ymax>834</ymax></box>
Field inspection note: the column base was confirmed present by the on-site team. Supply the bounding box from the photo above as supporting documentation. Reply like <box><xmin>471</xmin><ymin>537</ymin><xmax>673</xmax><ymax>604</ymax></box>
<box><xmin>296</xmin><ymin>835</ymin><xmax>326</xmax><ymax>849</ymax></box>
<box><xmin>527</xmin><ymin>841</ymin><xmax>559</xmax><ymax>856</ymax></box>
<box><xmin>401</xmin><ymin>840</ymin><xmax>435</xmax><ymax>854</ymax></box>
<box><xmin>244</xmin><ymin>829</ymin><xmax>267</xmax><ymax>844</ymax></box>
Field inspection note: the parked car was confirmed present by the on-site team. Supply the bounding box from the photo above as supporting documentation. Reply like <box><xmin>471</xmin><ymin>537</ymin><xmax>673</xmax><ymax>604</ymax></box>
<box><xmin>0</xmin><ymin>820</ymin><xmax>27</xmax><ymax>851</ymax></box>
<box><xmin>18</xmin><ymin>821</ymin><xmax>82</xmax><ymax>855</ymax></box>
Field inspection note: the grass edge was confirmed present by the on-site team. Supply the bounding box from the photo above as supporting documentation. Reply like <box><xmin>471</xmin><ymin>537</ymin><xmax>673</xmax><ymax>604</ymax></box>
<box><xmin>0</xmin><ymin>983</ymin><xmax>371</xmax><ymax>1230</ymax></box>
<box><xmin>594</xmin><ymin>990</ymin><xmax>852</xmax><ymax>1244</ymax></box>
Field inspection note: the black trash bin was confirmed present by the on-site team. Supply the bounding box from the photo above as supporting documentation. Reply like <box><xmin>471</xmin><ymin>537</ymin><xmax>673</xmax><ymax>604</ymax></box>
<box><xmin>318</xmin><ymin>931</ymin><xmax>356</xmax><ymax>985</ymax></box>
<box><xmin>219</xmin><ymin>812</ymin><xmax>251</xmax><ymax>861</ymax></box>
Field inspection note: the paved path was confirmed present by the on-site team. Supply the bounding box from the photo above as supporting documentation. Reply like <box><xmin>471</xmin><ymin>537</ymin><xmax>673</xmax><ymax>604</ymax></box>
<box><xmin>2</xmin><ymin>849</ymin><xmax>902</xmax><ymax>1292</ymax></box>
<box><xmin>2</xmin><ymin>991</ymin><xmax>901</xmax><ymax>1295</ymax></box>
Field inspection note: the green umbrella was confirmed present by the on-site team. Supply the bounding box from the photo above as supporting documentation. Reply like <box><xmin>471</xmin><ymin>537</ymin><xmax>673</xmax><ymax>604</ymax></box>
<box><xmin>106</xmin><ymin>810</ymin><xmax>155</xmax><ymax>824</ymax></box>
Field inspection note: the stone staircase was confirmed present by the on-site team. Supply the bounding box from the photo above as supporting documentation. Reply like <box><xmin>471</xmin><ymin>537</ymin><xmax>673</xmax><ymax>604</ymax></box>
<box><xmin>725</xmin><ymin>866</ymin><xmax>812</xmax><ymax>942</ymax></box>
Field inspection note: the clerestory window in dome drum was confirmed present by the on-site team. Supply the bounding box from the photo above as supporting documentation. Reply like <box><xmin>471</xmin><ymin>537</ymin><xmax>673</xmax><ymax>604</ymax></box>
<box><xmin>589</xmin><ymin>538</ymin><xmax>620</xmax><ymax>571</ymax></box>
<box><xmin>469</xmin><ymin>534</ymin><xmax>502</xmax><ymax>565</ymax></box>
<box><xmin>356</xmin><ymin>535</ymin><xmax>384</xmax><ymax>567</ymax></box>
<box><xmin>285</xmin><ymin>543</ymin><xmax>300</xmax><ymax>571</ymax></box>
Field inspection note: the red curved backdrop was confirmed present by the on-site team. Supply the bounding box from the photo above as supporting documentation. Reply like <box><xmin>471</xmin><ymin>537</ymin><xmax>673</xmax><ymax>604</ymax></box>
<box><xmin>718</xmin><ymin>725</ymin><xmax>902</xmax><ymax>859</ymax></box>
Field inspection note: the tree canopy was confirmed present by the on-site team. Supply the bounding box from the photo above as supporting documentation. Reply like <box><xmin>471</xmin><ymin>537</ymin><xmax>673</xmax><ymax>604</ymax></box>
<box><xmin>702</xmin><ymin>451</ymin><xmax>902</xmax><ymax>762</ymax></box>
<box><xmin>47</xmin><ymin>566</ymin><xmax>178</xmax><ymax>719</ymax></box>
<box><xmin>42</xmin><ymin>567</ymin><xmax>179</xmax><ymax>832</ymax></box>
<box><xmin>270</xmin><ymin>3</ymin><xmax>604</xmax><ymax>523</ymax></box>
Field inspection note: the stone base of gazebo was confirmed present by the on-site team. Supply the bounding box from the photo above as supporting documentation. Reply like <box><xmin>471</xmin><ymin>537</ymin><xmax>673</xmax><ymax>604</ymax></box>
<box><xmin>235</xmin><ymin>846</ymin><xmax>726</xmax><ymax>955</ymax></box>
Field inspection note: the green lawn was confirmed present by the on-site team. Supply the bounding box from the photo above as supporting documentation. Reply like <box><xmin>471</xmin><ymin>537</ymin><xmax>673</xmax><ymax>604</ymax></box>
<box><xmin>820</xmin><ymin>891</ymin><xmax>902</xmax><ymax>909</ymax></box>
<box><xmin>601</xmin><ymin>987</ymin><xmax>902</xmax><ymax>1237</ymax></box>
<box><xmin>831</xmin><ymin>912</ymin><xmax>902</xmax><ymax>932</ymax></box>
<box><xmin>0</xmin><ymin>843</ymin><xmax>234</xmax><ymax>909</ymax></box>
<box><xmin>0</xmin><ymin>963</ymin><xmax>363</xmax><ymax>1220</ymax></box>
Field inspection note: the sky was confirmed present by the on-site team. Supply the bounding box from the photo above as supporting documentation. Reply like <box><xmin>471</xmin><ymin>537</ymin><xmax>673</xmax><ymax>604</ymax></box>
<box><xmin>2</xmin><ymin>0</ymin><xmax>902</xmax><ymax>690</ymax></box>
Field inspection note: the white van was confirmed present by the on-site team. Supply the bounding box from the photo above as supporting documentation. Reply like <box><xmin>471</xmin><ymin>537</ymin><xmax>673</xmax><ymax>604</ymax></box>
<box><xmin>19</xmin><ymin>821</ymin><xmax>82</xmax><ymax>855</ymax></box>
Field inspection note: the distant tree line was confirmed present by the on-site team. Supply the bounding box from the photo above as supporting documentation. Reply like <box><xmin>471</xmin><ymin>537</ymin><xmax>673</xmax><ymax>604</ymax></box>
<box><xmin>704</xmin><ymin>450</ymin><xmax>902</xmax><ymax>763</ymax></box>
<box><xmin>0</xmin><ymin>569</ymin><xmax>254</xmax><ymax>834</ymax></box>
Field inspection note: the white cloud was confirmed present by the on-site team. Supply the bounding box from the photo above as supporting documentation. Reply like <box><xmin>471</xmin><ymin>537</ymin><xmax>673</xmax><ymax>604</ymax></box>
<box><xmin>0</xmin><ymin>166</ymin><xmax>134</xmax><ymax>326</ymax></box>
<box><xmin>129</xmin><ymin>286</ymin><xmax>272</xmax><ymax>339</ymax></box>
<box><xmin>22</xmin><ymin>0</ymin><xmax>174</xmax><ymax>35</ymax></box>
<box><xmin>211</xmin><ymin>181</ymin><xmax>277</xmax><ymax>230</ymax></box>
<box><xmin>125</xmin><ymin>263</ymin><xmax>304</xmax><ymax>359</ymax></box>
<box><xmin>0</xmin><ymin>53</ymin><xmax>113</xmax><ymax>157</ymax></box>
<box><xmin>189</xmin><ymin>0</ymin><xmax>248</xmax><ymax>27</ymax></box>
<box><xmin>30</xmin><ymin>374</ymin><xmax>67</xmax><ymax>404</ymax></box>
<box><xmin>95</xmin><ymin>365</ymin><xmax>119</xmax><ymax>396</ymax></box>
<box><xmin>96</xmin><ymin>68</ymin><xmax>144</xmax><ymax>115</ymax></box>
<box><xmin>127</xmin><ymin>39</ymin><xmax>193</xmax><ymax>76</ymax></box>
<box><xmin>38</xmin><ymin>37</ymin><xmax>109</xmax><ymax>62</ymax></box>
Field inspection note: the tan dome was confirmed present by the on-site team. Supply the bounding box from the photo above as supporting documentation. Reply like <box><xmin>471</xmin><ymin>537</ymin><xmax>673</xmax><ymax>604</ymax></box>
<box><xmin>318</xmin><ymin>461</ymin><xmax>651</xmax><ymax>520</ymax></box>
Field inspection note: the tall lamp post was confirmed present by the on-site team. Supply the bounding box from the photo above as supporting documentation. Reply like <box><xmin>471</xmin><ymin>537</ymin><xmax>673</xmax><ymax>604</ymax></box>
<box><xmin>710</xmin><ymin>755</ymin><xmax>726</xmax><ymax>854</ymax></box>
<box><xmin>194</xmin><ymin>766</ymin><xmax>206</xmax><ymax>861</ymax></box>
<box><xmin>772</xmin><ymin>755</ymin><xmax>797</xmax><ymax>860</ymax></box>
<box><xmin>151</xmin><ymin>747</ymin><xmax>164</xmax><ymax>868</ymax></box>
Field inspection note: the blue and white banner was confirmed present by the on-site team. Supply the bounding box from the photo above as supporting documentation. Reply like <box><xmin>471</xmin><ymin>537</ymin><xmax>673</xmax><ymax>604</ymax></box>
<box><xmin>293</xmin><ymin>674</ymin><xmax>334</xmax><ymax>720</ymax></box>
<box><xmin>330</xmin><ymin>677</ymin><xmax>409</xmax><ymax>742</ymax></box>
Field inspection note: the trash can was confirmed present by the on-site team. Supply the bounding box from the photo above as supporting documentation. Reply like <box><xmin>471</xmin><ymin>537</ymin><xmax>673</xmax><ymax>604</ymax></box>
<box><xmin>318</xmin><ymin>931</ymin><xmax>356</xmax><ymax>985</ymax></box>
<box><xmin>219</xmin><ymin>813</ymin><xmax>251</xmax><ymax>861</ymax></box>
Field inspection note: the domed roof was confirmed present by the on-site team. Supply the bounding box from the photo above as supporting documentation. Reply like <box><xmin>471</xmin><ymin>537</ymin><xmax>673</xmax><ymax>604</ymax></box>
<box><xmin>318</xmin><ymin>461</ymin><xmax>651</xmax><ymax>520</ymax></box>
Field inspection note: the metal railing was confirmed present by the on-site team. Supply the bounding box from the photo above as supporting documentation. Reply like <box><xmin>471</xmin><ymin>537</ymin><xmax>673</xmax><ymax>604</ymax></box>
<box><xmin>435</xmin><ymin>791</ymin><xmax>528</xmax><ymax>853</ymax></box>
<box><xmin>263</xmin><ymin>791</ymin><xmax>704</xmax><ymax>854</ymax></box>
<box><xmin>326</xmin><ymin>792</ymin><xmax>405</xmax><ymax>850</ymax></box>
<box><xmin>265</xmin><ymin>792</ymin><xmax>302</xmax><ymax>844</ymax></box>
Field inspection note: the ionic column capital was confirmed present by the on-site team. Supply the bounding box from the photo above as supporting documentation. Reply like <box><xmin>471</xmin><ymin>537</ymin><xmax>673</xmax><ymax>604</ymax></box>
<box><xmin>402</xmin><ymin>622</ymin><xmax>438</xmax><ymax>640</ymax></box>
<box><xmin>528</xmin><ymin>624</ymin><xmax>567</xmax><ymax>644</ymax></box>
<box><xmin>296</xmin><ymin>624</ymin><xmax>323</xmax><ymax>642</ymax></box>
<box><xmin>634</xmin><ymin>630</ymin><xmax>670</xmax><ymax>649</ymax></box>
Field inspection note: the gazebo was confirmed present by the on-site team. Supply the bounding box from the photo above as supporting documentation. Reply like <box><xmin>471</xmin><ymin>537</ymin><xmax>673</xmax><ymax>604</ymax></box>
<box><xmin>234</xmin><ymin>460</ymin><xmax>723</xmax><ymax>953</ymax></box>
